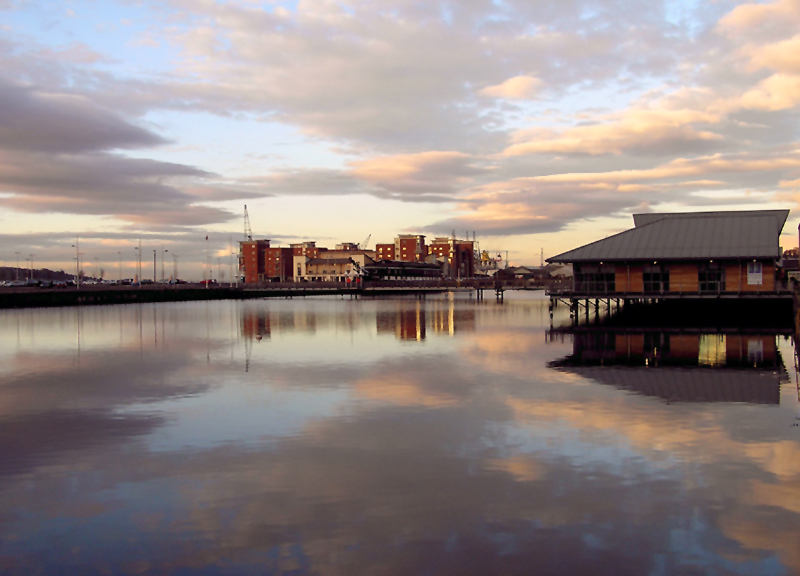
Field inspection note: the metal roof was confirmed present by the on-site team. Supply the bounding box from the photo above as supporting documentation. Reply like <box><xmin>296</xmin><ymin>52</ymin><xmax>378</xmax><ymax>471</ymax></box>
<box><xmin>548</xmin><ymin>210</ymin><xmax>789</xmax><ymax>263</ymax></box>
<box><xmin>633</xmin><ymin>209</ymin><xmax>789</xmax><ymax>234</ymax></box>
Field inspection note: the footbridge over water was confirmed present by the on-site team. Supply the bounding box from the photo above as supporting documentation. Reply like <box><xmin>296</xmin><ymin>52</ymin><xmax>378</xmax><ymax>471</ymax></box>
<box><xmin>0</xmin><ymin>278</ymin><xmax>562</xmax><ymax>309</ymax></box>
<box><xmin>244</xmin><ymin>278</ymin><xmax>558</xmax><ymax>300</ymax></box>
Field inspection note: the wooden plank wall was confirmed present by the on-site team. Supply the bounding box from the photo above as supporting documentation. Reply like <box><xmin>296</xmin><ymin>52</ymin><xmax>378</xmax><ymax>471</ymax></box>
<box><xmin>669</xmin><ymin>264</ymin><xmax>698</xmax><ymax>292</ymax></box>
<box><xmin>725</xmin><ymin>262</ymin><xmax>775</xmax><ymax>292</ymax></box>
<box><xmin>629</xmin><ymin>265</ymin><xmax>644</xmax><ymax>292</ymax></box>
<box><xmin>615</xmin><ymin>266</ymin><xmax>629</xmax><ymax>292</ymax></box>
<box><xmin>614</xmin><ymin>264</ymin><xmax>643</xmax><ymax>292</ymax></box>
<box><xmin>607</xmin><ymin>261</ymin><xmax>775</xmax><ymax>293</ymax></box>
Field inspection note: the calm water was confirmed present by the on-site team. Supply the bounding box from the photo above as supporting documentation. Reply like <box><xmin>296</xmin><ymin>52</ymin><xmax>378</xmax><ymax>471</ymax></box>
<box><xmin>1</xmin><ymin>293</ymin><xmax>799</xmax><ymax>575</ymax></box>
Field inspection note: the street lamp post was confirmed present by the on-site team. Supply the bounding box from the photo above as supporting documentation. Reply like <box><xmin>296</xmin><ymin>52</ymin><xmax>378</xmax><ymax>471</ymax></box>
<box><xmin>153</xmin><ymin>250</ymin><xmax>157</xmax><ymax>283</ymax></box>
<box><xmin>134</xmin><ymin>245</ymin><xmax>140</xmax><ymax>286</ymax></box>
<box><xmin>161</xmin><ymin>248</ymin><xmax>169</xmax><ymax>282</ymax></box>
<box><xmin>14</xmin><ymin>251</ymin><xmax>20</xmax><ymax>282</ymax></box>
<box><xmin>118</xmin><ymin>251</ymin><xmax>122</xmax><ymax>283</ymax></box>
<box><xmin>25</xmin><ymin>254</ymin><xmax>34</xmax><ymax>281</ymax></box>
<box><xmin>71</xmin><ymin>239</ymin><xmax>81</xmax><ymax>289</ymax></box>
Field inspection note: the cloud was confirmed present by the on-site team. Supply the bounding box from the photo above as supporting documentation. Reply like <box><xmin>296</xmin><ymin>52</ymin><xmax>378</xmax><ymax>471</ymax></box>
<box><xmin>739</xmin><ymin>74</ymin><xmax>800</xmax><ymax>111</ymax></box>
<box><xmin>718</xmin><ymin>0</ymin><xmax>800</xmax><ymax>35</ymax></box>
<box><xmin>504</xmin><ymin>109</ymin><xmax>723</xmax><ymax>157</ymax></box>
<box><xmin>530</xmin><ymin>151</ymin><xmax>800</xmax><ymax>184</ymax></box>
<box><xmin>233</xmin><ymin>152</ymin><xmax>482</xmax><ymax>203</ymax></box>
<box><xmin>0</xmin><ymin>78</ymin><xmax>167</xmax><ymax>153</ymax></box>
<box><xmin>743</xmin><ymin>35</ymin><xmax>800</xmax><ymax>74</ymax></box>
<box><xmin>349</xmin><ymin>151</ymin><xmax>481</xmax><ymax>196</ymax></box>
<box><xmin>480</xmin><ymin>76</ymin><xmax>542</xmax><ymax>100</ymax></box>
<box><xmin>422</xmin><ymin>149</ymin><xmax>800</xmax><ymax>236</ymax></box>
<box><xmin>0</xmin><ymin>77</ymin><xmax>253</xmax><ymax>228</ymax></box>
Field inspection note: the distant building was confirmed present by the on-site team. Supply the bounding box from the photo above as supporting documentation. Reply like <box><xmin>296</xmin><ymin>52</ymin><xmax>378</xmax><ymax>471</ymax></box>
<box><xmin>374</xmin><ymin>243</ymin><xmax>396</xmax><ymax>261</ymax></box>
<box><xmin>240</xmin><ymin>239</ymin><xmax>271</xmax><ymax>283</ymax></box>
<box><xmin>290</xmin><ymin>241</ymin><xmax>321</xmax><ymax>258</ymax></box>
<box><xmin>294</xmin><ymin>249</ymin><xmax>375</xmax><ymax>281</ymax></box>
<box><xmin>265</xmin><ymin>247</ymin><xmax>294</xmax><ymax>281</ymax></box>
<box><xmin>395</xmin><ymin>234</ymin><xmax>427</xmax><ymax>262</ymax></box>
<box><xmin>428</xmin><ymin>237</ymin><xmax>475</xmax><ymax>278</ymax></box>
<box><xmin>241</xmin><ymin>232</ymin><xmax>474</xmax><ymax>283</ymax></box>
<box><xmin>363</xmin><ymin>260</ymin><xmax>443</xmax><ymax>280</ymax></box>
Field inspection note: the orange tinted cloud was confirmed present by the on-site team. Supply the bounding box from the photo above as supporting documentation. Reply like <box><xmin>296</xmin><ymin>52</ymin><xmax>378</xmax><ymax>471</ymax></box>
<box><xmin>504</xmin><ymin>109</ymin><xmax>722</xmax><ymax>157</ymax></box>
<box><xmin>479</xmin><ymin>76</ymin><xmax>542</xmax><ymax>100</ymax></box>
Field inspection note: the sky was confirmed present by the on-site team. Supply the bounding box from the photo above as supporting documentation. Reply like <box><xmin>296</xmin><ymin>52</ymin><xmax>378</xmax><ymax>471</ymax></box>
<box><xmin>1</xmin><ymin>0</ymin><xmax>800</xmax><ymax>279</ymax></box>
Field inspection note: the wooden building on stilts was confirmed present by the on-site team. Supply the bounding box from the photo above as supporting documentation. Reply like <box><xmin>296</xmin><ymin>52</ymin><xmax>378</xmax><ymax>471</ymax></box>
<box><xmin>546</xmin><ymin>210</ymin><xmax>793</xmax><ymax>322</ymax></box>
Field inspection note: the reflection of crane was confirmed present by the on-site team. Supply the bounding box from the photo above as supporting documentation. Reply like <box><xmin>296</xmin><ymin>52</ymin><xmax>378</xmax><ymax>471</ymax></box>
<box><xmin>359</xmin><ymin>234</ymin><xmax>371</xmax><ymax>250</ymax></box>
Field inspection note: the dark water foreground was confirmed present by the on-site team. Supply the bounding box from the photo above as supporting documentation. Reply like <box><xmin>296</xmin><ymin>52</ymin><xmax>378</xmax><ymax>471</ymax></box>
<box><xmin>1</xmin><ymin>294</ymin><xmax>799</xmax><ymax>575</ymax></box>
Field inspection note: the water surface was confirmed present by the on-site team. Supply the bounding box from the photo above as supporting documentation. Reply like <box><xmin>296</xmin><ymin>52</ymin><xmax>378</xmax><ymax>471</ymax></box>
<box><xmin>1</xmin><ymin>293</ymin><xmax>799</xmax><ymax>575</ymax></box>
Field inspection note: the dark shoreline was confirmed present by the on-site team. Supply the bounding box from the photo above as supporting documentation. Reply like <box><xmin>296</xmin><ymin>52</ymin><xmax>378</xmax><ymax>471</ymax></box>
<box><xmin>0</xmin><ymin>283</ymin><xmax>458</xmax><ymax>309</ymax></box>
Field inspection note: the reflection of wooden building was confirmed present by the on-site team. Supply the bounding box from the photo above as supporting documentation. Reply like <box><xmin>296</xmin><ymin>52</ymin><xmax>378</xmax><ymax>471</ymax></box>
<box><xmin>556</xmin><ymin>365</ymin><xmax>781</xmax><ymax>404</ymax></box>
<box><xmin>548</xmin><ymin>328</ymin><xmax>785</xmax><ymax>404</ymax></box>
<box><xmin>548</xmin><ymin>210</ymin><xmax>791</xmax><ymax>302</ymax></box>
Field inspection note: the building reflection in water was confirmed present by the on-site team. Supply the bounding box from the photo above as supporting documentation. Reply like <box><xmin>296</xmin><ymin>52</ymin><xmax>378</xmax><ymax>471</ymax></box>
<box><xmin>377</xmin><ymin>303</ymin><xmax>426</xmax><ymax>341</ymax></box>
<box><xmin>242</xmin><ymin>310</ymin><xmax>271</xmax><ymax>341</ymax></box>
<box><xmin>239</xmin><ymin>298</ymin><xmax>477</xmax><ymax>344</ymax></box>
<box><xmin>376</xmin><ymin>299</ymin><xmax>477</xmax><ymax>341</ymax></box>
<box><xmin>548</xmin><ymin>327</ymin><xmax>790</xmax><ymax>405</ymax></box>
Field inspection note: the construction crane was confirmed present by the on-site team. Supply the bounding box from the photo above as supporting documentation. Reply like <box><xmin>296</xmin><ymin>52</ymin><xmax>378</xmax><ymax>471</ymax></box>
<box><xmin>243</xmin><ymin>204</ymin><xmax>253</xmax><ymax>241</ymax></box>
<box><xmin>359</xmin><ymin>234</ymin><xmax>371</xmax><ymax>250</ymax></box>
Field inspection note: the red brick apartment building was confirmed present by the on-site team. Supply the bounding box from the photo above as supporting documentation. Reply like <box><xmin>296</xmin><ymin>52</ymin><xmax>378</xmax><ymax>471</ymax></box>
<box><xmin>374</xmin><ymin>243</ymin><xmax>395</xmax><ymax>261</ymax></box>
<box><xmin>395</xmin><ymin>234</ymin><xmax>427</xmax><ymax>262</ymax></box>
<box><xmin>290</xmin><ymin>242</ymin><xmax>322</xmax><ymax>258</ymax></box>
<box><xmin>240</xmin><ymin>240</ymin><xmax>271</xmax><ymax>283</ymax></box>
<box><xmin>265</xmin><ymin>247</ymin><xmax>294</xmax><ymax>281</ymax></box>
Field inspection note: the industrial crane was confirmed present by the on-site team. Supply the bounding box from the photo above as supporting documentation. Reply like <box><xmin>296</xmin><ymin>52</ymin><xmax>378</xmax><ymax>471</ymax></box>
<box><xmin>359</xmin><ymin>234</ymin><xmax>371</xmax><ymax>250</ymax></box>
<box><xmin>243</xmin><ymin>204</ymin><xmax>253</xmax><ymax>241</ymax></box>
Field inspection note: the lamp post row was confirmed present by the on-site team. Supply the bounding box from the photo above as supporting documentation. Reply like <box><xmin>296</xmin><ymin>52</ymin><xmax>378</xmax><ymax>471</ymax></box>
<box><xmin>11</xmin><ymin>237</ymin><xmax>238</xmax><ymax>286</ymax></box>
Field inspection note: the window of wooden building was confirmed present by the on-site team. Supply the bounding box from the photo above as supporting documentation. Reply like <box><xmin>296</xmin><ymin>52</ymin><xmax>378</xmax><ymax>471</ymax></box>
<box><xmin>699</xmin><ymin>263</ymin><xmax>726</xmax><ymax>293</ymax></box>
<box><xmin>643</xmin><ymin>264</ymin><xmax>669</xmax><ymax>293</ymax></box>
<box><xmin>575</xmin><ymin>265</ymin><xmax>616</xmax><ymax>293</ymax></box>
